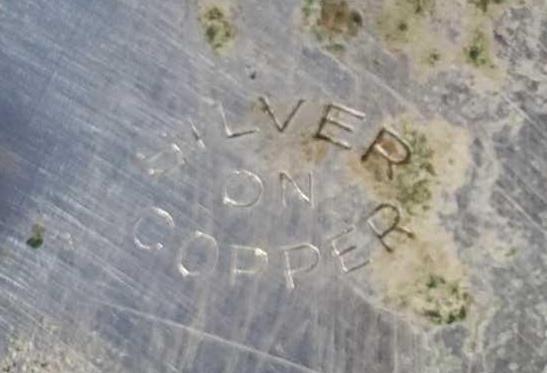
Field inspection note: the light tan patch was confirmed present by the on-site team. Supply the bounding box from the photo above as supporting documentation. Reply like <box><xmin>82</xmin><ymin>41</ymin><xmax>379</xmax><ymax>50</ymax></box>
<box><xmin>348</xmin><ymin>114</ymin><xmax>471</xmax><ymax>216</ymax></box>
<box><xmin>243</xmin><ymin>99</ymin><xmax>330</xmax><ymax>173</ymax></box>
<box><xmin>370</xmin><ymin>225</ymin><xmax>471</xmax><ymax>325</ymax></box>
<box><xmin>347</xmin><ymin>114</ymin><xmax>474</xmax><ymax>325</ymax></box>
<box><xmin>376</xmin><ymin>0</ymin><xmax>522</xmax><ymax>90</ymax></box>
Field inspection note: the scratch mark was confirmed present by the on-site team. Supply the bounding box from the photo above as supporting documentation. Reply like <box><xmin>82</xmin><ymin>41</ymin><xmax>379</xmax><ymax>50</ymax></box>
<box><xmin>502</xmin><ymin>163</ymin><xmax>547</xmax><ymax>205</ymax></box>
<box><xmin>86</xmin><ymin>299</ymin><xmax>323</xmax><ymax>373</ymax></box>
<box><xmin>23</xmin><ymin>9</ymin><xmax>88</xmax><ymax>131</ymax></box>
<box><xmin>35</xmin><ymin>198</ymin><xmax>149</xmax><ymax>293</ymax></box>
<box><xmin>0</xmin><ymin>271</ymin><xmax>28</xmax><ymax>291</ymax></box>
<box><xmin>223</xmin><ymin>279</ymin><xmax>262</xmax><ymax>373</ymax></box>
<box><xmin>180</xmin><ymin>277</ymin><xmax>211</xmax><ymax>371</ymax></box>
<box><xmin>516</xmin><ymin>331</ymin><xmax>543</xmax><ymax>358</ymax></box>
<box><xmin>494</xmin><ymin>185</ymin><xmax>546</xmax><ymax>234</ymax></box>
<box><xmin>253</xmin><ymin>301</ymin><xmax>293</xmax><ymax>373</ymax></box>
<box><xmin>500</xmin><ymin>94</ymin><xmax>547</xmax><ymax>145</ymax></box>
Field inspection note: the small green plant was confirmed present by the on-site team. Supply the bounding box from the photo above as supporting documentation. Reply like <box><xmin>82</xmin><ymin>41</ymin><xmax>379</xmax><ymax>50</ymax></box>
<box><xmin>505</xmin><ymin>247</ymin><xmax>518</xmax><ymax>257</ymax></box>
<box><xmin>406</xmin><ymin>0</ymin><xmax>435</xmax><ymax>14</ymax></box>
<box><xmin>200</xmin><ymin>6</ymin><xmax>235</xmax><ymax>52</ymax></box>
<box><xmin>325</xmin><ymin>42</ymin><xmax>346</xmax><ymax>53</ymax></box>
<box><xmin>426</xmin><ymin>274</ymin><xmax>446</xmax><ymax>288</ymax></box>
<box><xmin>426</xmin><ymin>50</ymin><xmax>441</xmax><ymax>65</ymax></box>
<box><xmin>394</xmin><ymin>126</ymin><xmax>436</xmax><ymax>215</ymax></box>
<box><xmin>418</xmin><ymin>274</ymin><xmax>470</xmax><ymax>324</ymax></box>
<box><xmin>465</xmin><ymin>31</ymin><xmax>491</xmax><ymax>67</ymax></box>
<box><xmin>396</xmin><ymin>272</ymin><xmax>471</xmax><ymax>325</ymax></box>
<box><xmin>469</xmin><ymin>0</ymin><xmax>505</xmax><ymax>12</ymax></box>
<box><xmin>302</xmin><ymin>0</ymin><xmax>320</xmax><ymax>17</ymax></box>
<box><xmin>26</xmin><ymin>224</ymin><xmax>44</xmax><ymax>249</ymax></box>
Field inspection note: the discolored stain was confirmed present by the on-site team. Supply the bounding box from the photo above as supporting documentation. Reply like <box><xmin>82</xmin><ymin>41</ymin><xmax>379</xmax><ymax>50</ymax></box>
<box><xmin>300</xmin><ymin>134</ymin><xmax>329</xmax><ymax>164</ymax></box>
<box><xmin>347</xmin><ymin>114</ymin><xmax>475</xmax><ymax>325</ymax></box>
<box><xmin>302</xmin><ymin>0</ymin><xmax>363</xmax><ymax>52</ymax></box>
<box><xmin>469</xmin><ymin>0</ymin><xmax>506</xmax><ymax>13</ymax></box>
<box><xmin>406</xmin><ymin>0</ymin><xmax>435</xmax><ymax>14</ymax></box>
<box><xmin>199</xmin><ymin>5</ymin><xmax>235</xmax><ymax>52</ymax></box>
<box><xmin>375</xmin><ymin>0</ymin><xmax>522</xmax><ymax>87</ymax></box>
<box><xmin>464</xmin><ymin>29</ymin><xmax>494</xmax><ymax>67</ymax></box>
<box><xmin>355</xmin><ymin>122</ymin><xmax>439</xmax><ymax>216</ymax></box>
<box><xmin>26</xmin><ymin>223</ymin><xmax>45</xmax><ymax>249</ymax></box>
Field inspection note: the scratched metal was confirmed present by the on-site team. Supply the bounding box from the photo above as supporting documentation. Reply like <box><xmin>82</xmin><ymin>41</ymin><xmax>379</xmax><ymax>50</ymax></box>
<box><xmin>0</xmin><ymin>0</ymin><xmax>546</xmax><ymax>372</ymax></box>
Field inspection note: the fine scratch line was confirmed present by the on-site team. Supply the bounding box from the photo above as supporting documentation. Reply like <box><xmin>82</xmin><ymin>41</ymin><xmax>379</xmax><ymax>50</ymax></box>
<box><xmin>88</xmin><ymin>300</ymin><xmax>322</xmax><ymax>373</ymax></box>
<box><xmin>494</xmin><ymin>185</ymin><xmax>546</xmax><ymax>234</ymax></box>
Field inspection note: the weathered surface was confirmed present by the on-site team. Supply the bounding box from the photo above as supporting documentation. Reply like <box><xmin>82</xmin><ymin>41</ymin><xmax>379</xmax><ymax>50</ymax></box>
<box><xmin>0</xmin><ymin>0</ymin><xmax>545</xmax><ymax>372</ymax></box>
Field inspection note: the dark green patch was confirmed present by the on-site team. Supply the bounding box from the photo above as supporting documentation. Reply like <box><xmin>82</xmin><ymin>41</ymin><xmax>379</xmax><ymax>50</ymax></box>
<box><xmin>505</xmin><ymin>247</ymin><xmax>518</xmax><ymax>257</ymax></box>
<box><xmin>426</xmin><ymin>274</ymin><xmax>446</xmax><ymax>288</ymax></box>
<box><xmin>302</xmin><ymin>0</ymin><xmax>319</xmax><ymax>18</ymax></box>
<box><xmin>200</xmin><ymin>6</ymin><xmax>235</xmax><ymax>51</ymax></box>
<box><xmin>427</xmin><ymin>50</ymin><xmax>441</xmax><ymax>65</ymax></box>
<box><xmin>394</xmin><ymin>127</ymin><xmax>436</xmax><ymax>215</ymax></box>
<box><xmin>469</xmin><ymin>0</ymin><xmax>505</xmax><ymax>12</ymax></box>
<box><xmin>469</xmin><ymin>46</ymin><xmax>481</xmax><ymax>62</ymax></box>
<box><xmin>465</xmin><ymin>31</ymin><xmax>491</xmax><ymax>67</ymax></box>
<box><xmin>406</xmin><ymin>0</ymin><xmax>435</xmax><ymax>14</ymax></box>
<box><xmin>458</xmin><ymin>305</ymin><xmax>467</xmax><ymax>319</ymax></box>
<box><xmin>348</xmin><ymin>10</ymin><xmax>363</xmax><ymax>35</ymax></box>
<box><xmin>446</xmin><ymin>313</ymin><xmax>457</xmax><ymax>324</ymax></box>
<box><xmin>26</xmin><ymin>224</ymin><xmax>45</xmax><ymax>249</ymax></box>
<box><xmin>204</xmin><ymin>6</ymin><xmax>224</xmax><ymax>20</ymax></box>
<box><xmin>325</xmin><ymin>42</ymin><xmax>346</xmax><ymax>52</ymax></box>
<box><xmin>420</xmin><ymin>274</ymin><xmax>471</xmax><ymax>325</ymax></box>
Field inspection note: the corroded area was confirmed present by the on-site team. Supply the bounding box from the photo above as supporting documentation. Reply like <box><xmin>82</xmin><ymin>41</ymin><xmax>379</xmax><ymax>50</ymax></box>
<box><xmin>0</xmin><ymin>0</ymin><xmax>545</xmax><ymax>372</ymax></box>
<box><xmin>302</xmin><ymin>0</ymin><xmax>363</xmax><ymax>51</ymax></box>
<box><xmin>345</xmin><ymin>116</ymin><xmax>475</xmax><ymax>326</ymax></box>
<box><xmin>199</xmin><ymin>4</ymin><xmax>235</xmax><ymax>52</ymax></box>
<box><xmin>375</xmin><ymin>0</ymin><xmax>531</xmax><ymax>87</ymax></box>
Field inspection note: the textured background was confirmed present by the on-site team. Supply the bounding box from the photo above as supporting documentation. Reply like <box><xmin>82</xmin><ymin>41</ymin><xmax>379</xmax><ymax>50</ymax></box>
<box><xmin>0</xmin><ymin>0</ymin><xmax>546</xmax><ymax>372</ymax></box>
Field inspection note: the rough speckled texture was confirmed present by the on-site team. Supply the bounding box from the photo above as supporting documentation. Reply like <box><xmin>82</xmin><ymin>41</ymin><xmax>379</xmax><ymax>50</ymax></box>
<box><xmin>0</xmin><ymin>0</ymin><xmax>545</xmax><ymax>372</ymax></box>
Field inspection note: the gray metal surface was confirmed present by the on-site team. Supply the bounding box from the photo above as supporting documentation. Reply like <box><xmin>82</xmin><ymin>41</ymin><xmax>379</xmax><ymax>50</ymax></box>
<box><xmin>0</xmin><ymin>0</ymin><xmax>546</xmax><ymax>372</ymax></box>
